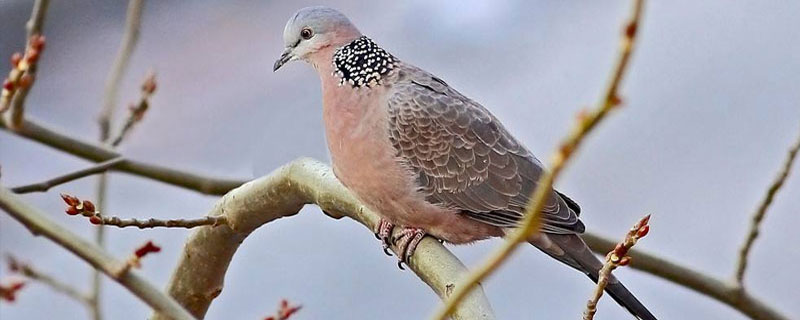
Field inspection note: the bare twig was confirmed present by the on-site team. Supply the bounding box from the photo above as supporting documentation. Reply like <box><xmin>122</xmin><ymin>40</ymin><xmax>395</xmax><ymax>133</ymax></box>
<box><xmin>59</xmin><ymin>193</ymin><xmax>228</xmax><ymax>228</ymax></box>
<box><xmin>92</xmin><ymin>2</ymin><xmax>146</xmax><ymax>317</ymax></box>
<box><xmin>263</xmin><ymin>299</ymin><xmax>302</xmax><ymax>320</ymax></box>
<box><xmin>90</xmin><ymin>181</ymin><xmax>107</xmax><ymax>320</ymax></box>
<box><xmin>112</xmin><ymin>241</ymin><xmax>161</xmax><ymax>278</ymax></box>
<box><xmin>582</xmin><ymin>233</ymin><xmax>788</xmax><ymax>320</ymax></box>
<box><xmin>0</xmin><ymin>187</ymin><xmax>196</xmax><ymax>320</ymax></box>
<box><xmin>6</xmin><ymin>255</ymin><xmax>93</xmax><ymax>306</ymax></box>
<box><xmin>583</xmin><ymin>215</ymin><xmax>650</xmax><ymax>320</ymax></box>
<box><xmin>734</xmin><ymin>126</ymin><xmax>800</xmax><ymax>285</ymax></box>
<box><xmin>98</xmin><ymin>0</ymin><xmax>145</xmax><ymax>141</ymax></box>
<box><xmin>99</xmin><ymin>215</ymin><xmax>228</xmax><ymax>229</ymax></box>
<box><xmin>24</xmin><ymin>0</ymin><xmax>49</xmax><ymax>42</ymax></box>
<box><xmin>4</xmin><ymin>0</ymin><xmax>50</xmax><ymax>129</ymax></box>
<box><xmin>431</xmin><ymin>1</ymin><xmax>645</xmax><ymax>319</ymax></box>
<box><xmin>110</xmin><ymin>72</ymin><xmax>156</xmax><ymax>147</ymax></box>
<box><xmin>1</xmin><ymin>118</ymin><xmax>244</xmax><ymax>195</ymax></box>
<box><xmin>152</xmin><ymin>158</ymin><xmax>496</xmax><ymax>320</ymax></box>
<box><xmin>10</xmin><ymin>157</ymin><xmax>125</xmax><ymax>193</ymax></box>
<box><xmin>2</xmin><ymin>35</ymin><xmax>46</xmax><ymax>118</ymax></box>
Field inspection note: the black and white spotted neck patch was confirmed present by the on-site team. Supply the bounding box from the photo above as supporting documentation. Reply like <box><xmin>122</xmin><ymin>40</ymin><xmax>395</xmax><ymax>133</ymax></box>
<box><xmin>332</xmin><ymin>36</ymin><xmax>397</xmax><ymax>88</ymax></box>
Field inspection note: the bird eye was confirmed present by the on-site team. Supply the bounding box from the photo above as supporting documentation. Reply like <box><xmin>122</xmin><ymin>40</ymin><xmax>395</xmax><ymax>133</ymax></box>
<box><xmin>300</xmin><ymin>28</ymin><xmax>313</xmax><ymax>40</ymax></box>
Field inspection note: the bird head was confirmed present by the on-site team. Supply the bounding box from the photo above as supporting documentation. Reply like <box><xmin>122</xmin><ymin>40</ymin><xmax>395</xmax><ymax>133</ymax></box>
<box><xmin>273</xmin><ymin>6</ymin><xmax>362</xmax><ymax>72</ymax></box>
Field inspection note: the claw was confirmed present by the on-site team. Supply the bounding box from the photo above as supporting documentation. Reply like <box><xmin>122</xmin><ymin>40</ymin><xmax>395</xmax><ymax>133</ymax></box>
<box><xmin>375</xmin><ymin>219</ymin><xmax>395</xmax><ymax>256</ymax></box>
<box><xmin>393</xmin><ymin>227</ymin><xmax>427</xmax><ymax>267</ymax></box>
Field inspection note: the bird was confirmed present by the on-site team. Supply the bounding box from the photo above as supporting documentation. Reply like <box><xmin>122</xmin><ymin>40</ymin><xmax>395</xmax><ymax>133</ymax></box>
<box><xmin>273</xmin><ymin>6</ymin><xmax>656</xmax><ymax>320</ymax></box>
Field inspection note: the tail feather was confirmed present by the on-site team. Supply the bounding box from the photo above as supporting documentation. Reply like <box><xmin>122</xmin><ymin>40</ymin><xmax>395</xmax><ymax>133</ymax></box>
<box><xmin>529</xmin><ymin>233</ymin><xmax>657</xmax><ymax>320</ymax></box>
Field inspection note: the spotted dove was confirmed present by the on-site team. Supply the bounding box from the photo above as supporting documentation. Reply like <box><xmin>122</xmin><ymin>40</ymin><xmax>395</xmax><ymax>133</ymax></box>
<box><xmin>273</xmin><ymin>6</ymin><xmax>656</xmax><ymax>320</ymax></box>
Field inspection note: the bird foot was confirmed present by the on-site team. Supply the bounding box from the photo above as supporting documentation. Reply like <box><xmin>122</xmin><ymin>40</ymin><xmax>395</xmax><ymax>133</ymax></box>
<box><xmin>374</xmin><ymin>219</ymin><xmax>395</xmax><ymax>256</ymax></box>
<box><xmin>391</xmin><ymin>227</ymin><xmax>427</xmax><ymax>270</ymax></box>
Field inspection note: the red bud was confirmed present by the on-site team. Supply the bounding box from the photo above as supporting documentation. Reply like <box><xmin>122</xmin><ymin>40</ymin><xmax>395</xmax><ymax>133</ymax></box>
<box><xmin>89</xmin><ymin>216</ymin><xmax>103</xmax><ymax>225</ymax></box>
<box><xmin>25</xmin><ymin>49</ymin><xmax>39</xmax><ymax>64</ymax></box>
<box><xmin>141</xmin><ymin>75</ymin><xmax>157</xmax><ymax>94</ymax></box>
<box><xmin>636</xmin><ymin>225</ymin><xmax>650</xmax><ymax>238</ymax></box>
<box><xmin>10</xmin><ymin>52</ymin><xmax>22</xmax><ymax>67</ymax></box>
<box><xmin>2</xmin><ymin>79</ymin><xmax>14</xmax><ymax>91</ymax></box>
<box><xmin>30</xmin><ymin>35</ymin><xmax>46</xmax><ymax>51</ymax></box>
<box><xmin>575</xmin><ymin>109</ymin><xmax>590</xmax><ymax>122</ymax></box>
<box><xmin>134</xmin><ymin>241</ymin><xmax>161</xmax><ymax>258</ymax></box>
<box><xmin>625</xmin><ymin>21</ymin><xmax>638</xmax><ymax>39</ymax></box>
<box><xmin>613</xmin><ymin>243</ymin><xmax>625</xmax><ymax>256</ymax></box>
<box><xmin>610</xmin><ymin>95</ymin><xmax>623</xmax><ymax>107</ymax></box>
<box><xmin>60</xmin><ymin>194</ymin><xmax>80</xmax><ymax>206</ymax></box>
<box><xmin>82</xmin><ymin>200</ymin><xmax>96</xmax><ymax>213</ymax></box>
<box><xmin>0</xmin><ymin>281</ymin><xmax>25</xmax><ymax>302</ymax></box>
<box><xmin>18</xmin><ymin>74</ymin><xmax>33</xmax><ymax>89</ymax></box>
<box><xmin>65</xmin><ymin>206</ymin><xmax>79</xmax><ymax>215</ymax></box>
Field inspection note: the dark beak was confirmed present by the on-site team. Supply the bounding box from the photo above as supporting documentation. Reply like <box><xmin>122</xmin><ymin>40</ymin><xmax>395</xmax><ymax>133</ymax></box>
<box><xmin>273</xmin><ymin>48</ymin><xmax>293</xmax><ymax>72</ymax></box>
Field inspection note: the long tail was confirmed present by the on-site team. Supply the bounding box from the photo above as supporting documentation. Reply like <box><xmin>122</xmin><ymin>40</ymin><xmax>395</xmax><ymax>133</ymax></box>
<box><xmin>529</xmin><ymin>233</ymin><xmax>657</xmax><ymax>320</ymax></box>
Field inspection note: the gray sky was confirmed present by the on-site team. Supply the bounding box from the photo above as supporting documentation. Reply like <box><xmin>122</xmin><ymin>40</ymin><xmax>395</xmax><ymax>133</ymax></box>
<box><xmin>1</xmin><ymin>1</ymin><xmax>799</xmax><ymax>319</ymax></box>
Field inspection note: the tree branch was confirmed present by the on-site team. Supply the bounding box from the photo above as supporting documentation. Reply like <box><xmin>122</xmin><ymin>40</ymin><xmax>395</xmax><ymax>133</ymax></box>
<box><xmin>581</xmin><ymin>233</ymin><xmax>788</xmax><ymax>320</ymax></box>
<box><xmin>6</xmin><ymin>0</ymin><xmax>50</xmax><ymax>129</ymax></box>
<box><xmin>110</xmin><ymin>71</ymin><xmax>156</xmax><ymax>147</ymax></box>
<box><xmin>100</xmin><ymin>215</ymin><xmax>229</xmax><ymax>229</ymax></box>
<box><xmin>152</xmin><ymin>158</ymin><xmax>496</xmax><ymax>320</ymax></box>
<box><xmin>0</xmin><ymin>118</ymin><xmax>245</xmax><ymax>195</ymax></box>
<box><xmin>10</xmin><ymin>157</ymin><xmax>125</xmax><ymax>193</ymax></box>
<box><xmin>0</xmin><ymin>187</ymin><xmax>196</xmax><ymax>320</ymax></box>
<box><xmin>94</xmin><ymin>1</ymin><xmax>146</xmax><ymax>317</ymax></box>
<box><xmin>96</xmin><ymin>8</ymin><xmax>148</xmax><ymax>312</ymax></box>
<box><xmin>734</xmin><ymin>125</ymin><xmax>800</xmax><ymax>285</ymax></box>
<box><xmin>59</xmin><ymin>192</ymin><xmax>229</xmax><ymax>229</ymax></box>
<box><xmin>431</xmin><ymin>1</ymin><xmax>645</xmax><ymax>318</ymax></box>
<box><xmin>2</xmin><ymin>117</ymin><xmax>790</xmax><ymax>319</ymax></box>
<box><xmin>98</xmin><ymin>0</ymin><xmax>144</xmax><ymax>141</ymax></box>
<box><xmin>6</xmin><ymin>255</ymin><xmax>93</xmax><ymax>306</ymax></box>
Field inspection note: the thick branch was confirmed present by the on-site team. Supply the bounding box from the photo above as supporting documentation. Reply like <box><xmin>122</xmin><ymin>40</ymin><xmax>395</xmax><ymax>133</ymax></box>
<box><xmin>1</xmin><ymin>118</ymin><xmax>245</xmax><ymax>195</ymax></box>
<box><xmin>734</xmin><ymin>125</ymin><xmax>800</xmax><ymax>285</ymax></box>
<box><xmin>0</xmin><ymin>187</ymin><xmax>196</xmax><ymax>320</ymax></box>
<box><xmin>153</xmin><ymin>158</ymin><xmax>495</xmax><ymax>320</ymax></box>
<box><xmin>11</xmin><ymin>157</ymin><xmax>125</xmax><ymax>193</ymax></box>
<box><xmin>432</xmin><ymin>1</ymin><xmax>645</xmax><ymax>318</ymax></box>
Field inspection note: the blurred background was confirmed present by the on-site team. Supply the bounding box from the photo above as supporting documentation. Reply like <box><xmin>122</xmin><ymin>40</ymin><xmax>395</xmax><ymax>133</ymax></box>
<box><xmin>1</xmin><ymin>0</ymin><xmax>799</xmax><ymax>319</ymax></box>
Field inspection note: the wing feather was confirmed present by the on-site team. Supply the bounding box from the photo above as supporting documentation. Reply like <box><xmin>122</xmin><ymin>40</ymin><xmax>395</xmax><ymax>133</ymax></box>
<box><xmin>388</xmin><ymin>65</ymin><xmax>584</xmax><ymax>234</ymax></box>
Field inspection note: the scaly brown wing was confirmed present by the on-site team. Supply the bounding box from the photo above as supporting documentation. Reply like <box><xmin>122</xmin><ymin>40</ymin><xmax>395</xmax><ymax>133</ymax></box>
<box><xmin>387</xmin><ymin>65</ymin><xmax>583</xmax><ymax>234</ymax></box>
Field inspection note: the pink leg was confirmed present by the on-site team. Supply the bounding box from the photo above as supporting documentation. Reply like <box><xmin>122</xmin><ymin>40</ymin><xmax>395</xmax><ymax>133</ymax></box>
<box><xmin>374</xmin><ymin>219</ymin><xmax>395</xmax><ymax>256</ymax></box>
<box><xmin>392</xmin><ymin>227</ymin><xmax>427</xmax><ymax>269</ymax></box>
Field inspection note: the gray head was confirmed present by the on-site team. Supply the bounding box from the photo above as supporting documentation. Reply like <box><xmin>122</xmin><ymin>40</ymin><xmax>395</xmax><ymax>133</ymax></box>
<box><xmin>273</xmin><ymin>6</ymin><xmax>361</xmax><ymax>71</ymax></box>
